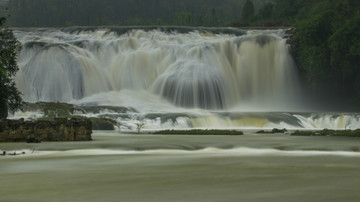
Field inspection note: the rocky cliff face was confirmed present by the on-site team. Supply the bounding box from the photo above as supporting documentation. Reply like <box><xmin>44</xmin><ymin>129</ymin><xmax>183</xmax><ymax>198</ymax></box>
<box><xmin>0</xmin><ymin>118</ymin><xmax>92</xmax><ymax>142</ymax></box>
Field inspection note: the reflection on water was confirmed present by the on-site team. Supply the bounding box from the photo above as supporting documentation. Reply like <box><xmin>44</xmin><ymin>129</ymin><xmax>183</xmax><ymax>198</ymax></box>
<box><xmin>1</xmin><ymin>131</ymin><xmax>360</xmax><ymax>202</ymax></box>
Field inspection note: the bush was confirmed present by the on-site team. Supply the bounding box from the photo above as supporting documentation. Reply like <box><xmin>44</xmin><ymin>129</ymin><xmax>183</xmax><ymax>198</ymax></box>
<box><xmin>0</xmin><ymin>17</ymin><xmax>23</xmax><ymax>118</ymax></box>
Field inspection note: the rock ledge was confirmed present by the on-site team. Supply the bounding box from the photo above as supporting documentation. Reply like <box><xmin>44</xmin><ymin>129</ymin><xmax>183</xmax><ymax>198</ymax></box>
<box><xmin>0</xmin><ymin>118</ymin><xmax>92</xmax><ymax>142</ymax></box>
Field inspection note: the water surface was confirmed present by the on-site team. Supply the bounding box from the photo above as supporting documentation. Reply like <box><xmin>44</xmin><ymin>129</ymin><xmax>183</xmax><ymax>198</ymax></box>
<box><xmin>1</xmin><ymin>131</ymin><xmax>360</xmax><ymax>202</ymax></box>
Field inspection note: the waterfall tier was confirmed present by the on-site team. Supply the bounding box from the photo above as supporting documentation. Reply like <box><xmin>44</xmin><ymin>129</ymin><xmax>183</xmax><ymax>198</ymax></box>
<box><xmin>14</xmin><ymin>27</ymin><xmax>299</xmax><ymax>110</ymax></box>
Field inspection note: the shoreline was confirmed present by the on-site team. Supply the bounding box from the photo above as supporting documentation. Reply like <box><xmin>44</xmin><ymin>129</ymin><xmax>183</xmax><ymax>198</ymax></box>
<box><xmin>114</xmin><ymin>128</ymin><xmax>360</xmax><ymax>137</ymax></box>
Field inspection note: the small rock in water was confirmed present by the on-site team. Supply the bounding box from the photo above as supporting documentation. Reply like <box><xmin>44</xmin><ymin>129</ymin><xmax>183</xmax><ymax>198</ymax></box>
<box><xmin>0</xmin><ymin>151</ymin><xmax>26</xmax><ymax>156</ymax></box>
<box><xmin>256</xmin><ymin>128</ymin><xmax>287</xmax><ymax>134</ymax></box>
<box><xmin>272</xmin><ymin>128</ymin><xmax>287</xmax><ymax>133</ymax></box>
<box><xmin>27</xmin><ymin>137</ymin><xmax>41</xmax><ymax>143</ymax></box>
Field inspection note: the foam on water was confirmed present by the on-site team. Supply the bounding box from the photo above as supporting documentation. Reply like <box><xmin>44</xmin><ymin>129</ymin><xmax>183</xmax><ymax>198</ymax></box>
<box><xmin>8</xmin><ymin>110</ymin><xmax>44</xmax><ymax>120</ymax></box>
<box><xmin>6</xmin><ymin>147</ymin><xmax>359</xmax><ymax>158</ymax></box>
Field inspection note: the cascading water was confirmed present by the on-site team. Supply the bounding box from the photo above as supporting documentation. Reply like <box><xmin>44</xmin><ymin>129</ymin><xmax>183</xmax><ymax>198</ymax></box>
<box><xmin>15</xmin><ymin>27</ymin><xmax>299</xmax><ymax>109</ymax></box>
<box><xmin>12</xmin><ymin>27</ymin><xmax>360</xmax><ymax>130</ymax></box>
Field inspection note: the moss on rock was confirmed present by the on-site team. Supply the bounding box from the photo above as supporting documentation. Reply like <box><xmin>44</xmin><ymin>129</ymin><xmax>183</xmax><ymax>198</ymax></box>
<box><xmin>89</xmin><ymin>117</ymin><xmax>117</xmax><ymax>130</ymax></box>
<box><xmin>24</xmin><ymin>102</ymin><xmax>74</xmax><ymax>119</ymax></box>
<box><xmin>0</xmin><ymin>118</ymin><xmax>92</xmax><ymax>142</ymax></box>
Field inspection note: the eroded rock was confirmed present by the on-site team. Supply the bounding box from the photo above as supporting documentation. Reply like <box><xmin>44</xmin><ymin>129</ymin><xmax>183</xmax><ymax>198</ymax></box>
<box><xmin>0</xmin><ymin>118</ymin><xmax>92</xmax><ymax>142</ymax></box>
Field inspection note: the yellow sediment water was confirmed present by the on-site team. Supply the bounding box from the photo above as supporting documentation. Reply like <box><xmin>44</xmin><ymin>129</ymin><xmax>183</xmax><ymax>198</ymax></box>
<box><xmin>200</xmin><ymin>32</ymin><xmax>214</xmax><ymax>37</ymax></box>
<box><xmin>337</xmin><ymin>115</ymin><xmax>346</xmax><ymax>129</ymax></box>
<box><xmin>191</xmin><ymin>116</ymin><xmax>269</xmax><ymax>128</ymax></box>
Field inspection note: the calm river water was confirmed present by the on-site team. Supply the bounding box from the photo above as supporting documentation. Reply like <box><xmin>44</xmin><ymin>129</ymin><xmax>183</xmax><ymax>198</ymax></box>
<box><xmin>1</xmin><ymin>131</ymin><xmax>360</xmax><ymax>202</ymax></box>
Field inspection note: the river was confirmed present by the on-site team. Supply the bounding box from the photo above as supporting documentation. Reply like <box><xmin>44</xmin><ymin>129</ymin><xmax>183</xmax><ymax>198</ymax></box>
<box><xmin>1</xmin><ymin>131</ymin><xmax>360</xmax><ymax>202</ymax></box>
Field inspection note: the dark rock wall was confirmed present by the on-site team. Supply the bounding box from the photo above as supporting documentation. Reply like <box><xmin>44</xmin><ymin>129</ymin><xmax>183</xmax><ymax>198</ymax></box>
<box><xmin>0</xmin><ymin>118</ymin><xmax>92</xmax><ymax>142</ymax></box>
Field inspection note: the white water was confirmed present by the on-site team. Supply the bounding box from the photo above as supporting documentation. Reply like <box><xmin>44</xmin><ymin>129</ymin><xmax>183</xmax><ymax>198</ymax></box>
<box><xmin>12</xmin><ymin>27</ymin><xmax>360</xmax><ymax>130</ymax></box>
<box><xmin>6</xmin><ymin>147</ymin><xmax>360</xmax><ymax>158</ymax></box>
<box><xmin>14</xmin><ymin>28</ymin><xmax>299</xmax><ymax>109</ymax></box>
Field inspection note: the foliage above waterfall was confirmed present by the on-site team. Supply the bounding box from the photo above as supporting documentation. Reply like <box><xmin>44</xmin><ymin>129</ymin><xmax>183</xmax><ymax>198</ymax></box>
<box><xmin>0</xmin><ymin>17</ymin><xmax>22</xmax><ymax>119</ymax></box>
<box><xmin>291</xmin><ymin>0</ymin><xmax>360</xmax><ymax>108</ymax></box>
<box><xmin>241</xmin><ymin>0</ymin><xmax>255</xmax><ymax>22</ymax></box>
<box><xmin>5</xmin><ymin>0</ymin><xmax>273</xmax><ymax>27</ymax></box>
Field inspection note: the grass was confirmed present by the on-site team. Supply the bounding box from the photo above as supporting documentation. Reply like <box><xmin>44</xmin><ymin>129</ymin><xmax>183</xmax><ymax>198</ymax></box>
<box><xmin>291</xmin><ymin>129</ymin><xmax>360</xmax><ymax>137</ymax></box>
<box><xmin>153</xmin><ymin>129</ymin><xmax>244</xmax><ymax>136</ymax></box>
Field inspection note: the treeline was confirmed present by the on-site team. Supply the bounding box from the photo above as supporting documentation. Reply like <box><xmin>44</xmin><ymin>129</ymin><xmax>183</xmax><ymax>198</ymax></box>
<box><xmin>0</xmin><ymin>0</ymin><xmax>8</xmax><ymax>18</ymax></box>
<box><xmin>6</xmin><ymin>0</ymin><xmax>272</xmax><ymax>27</ymax></box>
<box><xmin>231</xmin><ymin>0</ymin><xmax>316</xmax><ymax>26</ymax></box>
<box><xmin>238</xmin><ymin>0</ymin><xmax>360</xmax><ymax>109</ymax></box>
<box><xmin>292</xmin><ymin>0</ymin><xmax>360</xmax><ymax>109</ymax></box>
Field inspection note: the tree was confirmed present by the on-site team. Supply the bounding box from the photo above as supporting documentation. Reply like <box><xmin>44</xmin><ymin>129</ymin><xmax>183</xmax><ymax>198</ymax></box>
<box><xmin>135</xmin><ymin>119</ymin><xmax>145</xmax><ymax>134</ymax></box>
<box><xmin>241</xmin><ymin>0</ymin><xmax>255</xmax><ymax>21</ymax></box>
<box><xmin>257</xmin><ymin>2</ymin><xmax>274</xmax><ymax>20</ymax></box>
<box><xmin>0</xmin><ymin>17</ymin><xmax>22</xmax><ymax>119</ymax></box>
<box><xmin>291</xmin><ymin>0</ymin><xmax>360</xmax><ymax>108</ymax></box>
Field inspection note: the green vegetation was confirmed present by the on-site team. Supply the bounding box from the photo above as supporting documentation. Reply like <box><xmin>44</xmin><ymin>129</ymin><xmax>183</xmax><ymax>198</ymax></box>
<box><xmin>5</xmin><ymin>0</ymin><xmax>271</xmax><ymax>27</ymax></box>
<box><xmin>38</xmin><ymin>102</ymin><xmax>73</xmax><ymax>119</ymax></box>
<box><xmin>256</xmin><ymin>128</ymin><xmax>287</xmax><ymax>134</ymax></box>
<box><xmin>153</xmin><ymin>129</ymin><xmax>244</xmax><ymax>136</ymax></box>
<box><xmin>291</xmin><ymin>1</ymin><xmax>360</xmax><ymax>108</ymax></box>
<box><xmin>241</xmin><ymin>0</ymin><xmax>255</xmax><ymax>22</ymax></box>
<box><xmin>292</xmin><ymin>129</ymin><xmax>360</xmax><ymax>137</ymax></box>
<box><xmin>0</xmin><ymin>17</ymin><xmax>22</xmax><ymax>119</ymax></box>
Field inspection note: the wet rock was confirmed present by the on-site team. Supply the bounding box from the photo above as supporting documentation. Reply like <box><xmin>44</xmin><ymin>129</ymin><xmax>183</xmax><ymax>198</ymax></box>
<box><xmin>256</xmin><ymin>128</ymin><xmax>287</xmax><ymax>134</ymax></box>
<box><xmin>272</xmin><ymin>128</ymin><xmax>287</xmax><ymax>133</ymax></box>
<box><xmin>89</xmin><ymin>117</ymin><xmax>116</xmax><ymax>130</ymax></box>
<box><xmin>0</xmin><ymin>118</ymin><xmax>92</xmax><ymax>142</ymax></box>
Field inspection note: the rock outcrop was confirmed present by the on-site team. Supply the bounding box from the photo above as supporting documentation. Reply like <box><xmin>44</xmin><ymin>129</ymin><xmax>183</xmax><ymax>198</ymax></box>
<box><xmin>256</xmin><ymin>128</ymin><xmax>288</xmax><ymax>134</ymax></box>
<box><xmin>15</xmin><ymin>102</ymin><xmax>129</xmax><ymax>130</ymax></box>
<box><xmin>0</xmin><ymin>118</ymin><xmax>92</xmax><ymax>142</ymax></box>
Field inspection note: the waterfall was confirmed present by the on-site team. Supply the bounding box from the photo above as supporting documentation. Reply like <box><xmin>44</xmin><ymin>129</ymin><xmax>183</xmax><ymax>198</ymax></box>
<box><xmin>14</xmin><ymin>27</ymin><xmax>300</xmax><ymax>110</ymax></box>
<box><xmin>11</xmin><ymin>27</ymin><xmax>360</xmax><ymax>130</ymax></box>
